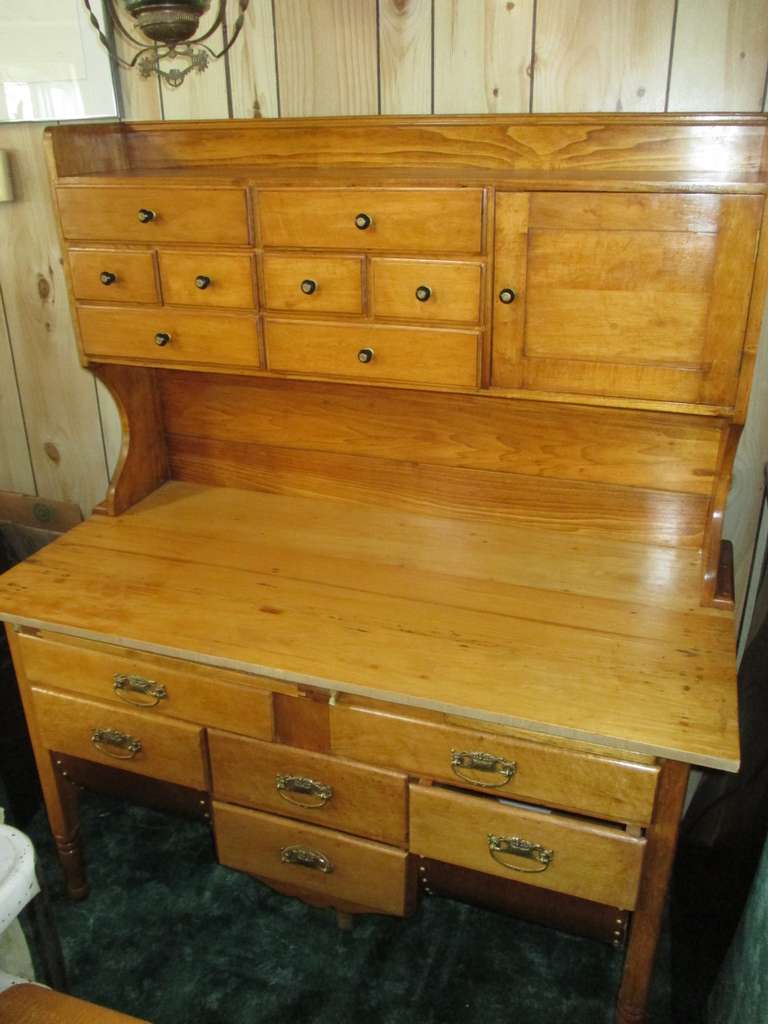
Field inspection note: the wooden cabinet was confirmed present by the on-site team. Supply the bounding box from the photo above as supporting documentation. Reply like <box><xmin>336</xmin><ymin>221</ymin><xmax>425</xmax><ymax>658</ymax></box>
<box><xmin>1</xmin><ymin>113</ymin><xmax>765</xmax><ymax>1024</ymax></box>
<box><xmin>492</xmin><ymin>192</ymin><xmax>762</xmax><ymax>404</ymax></box>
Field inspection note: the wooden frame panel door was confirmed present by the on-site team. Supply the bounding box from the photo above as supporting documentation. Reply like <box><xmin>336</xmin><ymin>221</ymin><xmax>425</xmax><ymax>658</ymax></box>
<box><xmin>491</xmin><ymin>191</ymin><xmax>763</xmax><ymax>406</ymax></box>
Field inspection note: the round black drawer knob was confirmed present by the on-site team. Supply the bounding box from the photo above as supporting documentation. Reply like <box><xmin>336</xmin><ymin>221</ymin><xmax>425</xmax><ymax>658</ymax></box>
<box><xmin>300</xmin><ymin>278</ymin><xmax>317</xmax><ymax>295</ymax></box>
<box><xmin>195</xmin><ymin>275</ymin><xmax>211</xmax><ymax>290</ymax></box>
<box><xmin>154</xmin><ymin>332</ymin><xmax>171</xmax><ymax>347</ymax></box>
<box><xmin>498</xmin><ymin>288</ymin><xmax>516</xmax><ymax>304</ymax></box>
<box><xmin>415</xmin><ymin>285</ymin><xmax>432</xmax><ymax>302</ymax></box>
<box><xmin>354</xmin><ymin>213</ymin><xmax>372</xmax><ymax>230</ymax></box>
<box><xmin>137</xmin><ymin>208</ymin><xmax>156</xmax><ymax>223</ymax></box>
<box><xmin>100</xmin><ymin>272</ymin><xmax>116</xmax><ymax>286</ymax></box>
<box><xmin>357</xmin><ymin>347</ymin><xmax>375</xmax><ymax>364</ymax></box>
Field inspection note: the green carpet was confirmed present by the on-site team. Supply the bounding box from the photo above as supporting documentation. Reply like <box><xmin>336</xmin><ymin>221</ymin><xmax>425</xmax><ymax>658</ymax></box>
<box><xmin>22</xmin><ymin>792</ymin><xmax>673</xmax><ymax>1023</ymax></box>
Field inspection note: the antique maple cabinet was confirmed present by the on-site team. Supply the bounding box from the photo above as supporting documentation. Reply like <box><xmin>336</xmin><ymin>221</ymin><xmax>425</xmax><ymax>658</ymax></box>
<box><xmin>1</xmin><ymin>114</ymin><xmax>766</xmax><ymax>1022</ymax></box>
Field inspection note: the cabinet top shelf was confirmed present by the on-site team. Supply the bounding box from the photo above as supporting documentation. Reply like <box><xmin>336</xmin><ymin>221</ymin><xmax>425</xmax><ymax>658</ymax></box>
<box><xmin>0</xmin><ymin>481</ymin><xmax>739</xmax><ymax>772</ymax></box>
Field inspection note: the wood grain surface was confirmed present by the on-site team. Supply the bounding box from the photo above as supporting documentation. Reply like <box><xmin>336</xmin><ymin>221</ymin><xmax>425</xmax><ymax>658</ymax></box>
<box><xmin>0</xmin><ymin>984</ymin><xmax>148</xmax><ymax>1024</ymax></box>
<box><xmin>0</xmin><ymin>481</ymin><xmax>739</xmax><ymax>770</ymax></box>
<box><xmin>409</xmin><ymin>783</ymin><xmax>646</xmax><ymax>908</ymax></box>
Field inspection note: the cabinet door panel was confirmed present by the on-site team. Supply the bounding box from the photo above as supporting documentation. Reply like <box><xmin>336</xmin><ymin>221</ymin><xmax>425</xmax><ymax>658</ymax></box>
<box><xmin>491</xmin><ymin>191</ymin><xmax>762</xmax><ymax>406</ymax></box>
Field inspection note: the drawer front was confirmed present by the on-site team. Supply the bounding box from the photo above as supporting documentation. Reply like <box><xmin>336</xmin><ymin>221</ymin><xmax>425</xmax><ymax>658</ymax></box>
<box><xmin>262</xmin><ymin>254</ymin><xmax>363</xmax><ymax>315</ymax></box>
<box><xmin>209</xmin><ymin>731</ymin><xmax>406</xmax><ymax>844</ymax></box>
<box><xmin>372</xmin><ymin>259</ymin><xmax>483</xmax><ymax>324</ymax></box>
<box><xmin>159</xmin><ymin>252</ymin><xmax>256</xmax><ymax>309</ymax></box>
<box><xmin>258</xmin><ymin>189</ymin><xmax>483</xmax><ymax>254</ymax></box>
<box><xmin>213</xmin><ymin>801</ymin><xmax>408</xmax><ymax>915</ymax></box>
<box><xmin>410</xmin><ymin>784</ymin><xmax>645</xmax><ymax>909</ymax></box>
<box><xmin>57</xmin><ymin>187</ymin><xmax>250</xmax><ymax>245</ymax></box>
<box><xmin>331</xmin><ymin>705</ymin><xmax>658</xmax><ymax>825</ymax></box>
<box><xmin>17</xmin><ymin>631</ymin><xmax>274</xmax><ymax>740</ymax></box>
<box><xmin>69</xmin><ymin>249</ymin><xmax>158</xmax><ymax>304</ymax></box>
<box><xmin>265</xmin><ymin>320</ymin><xmax>480</xmax><ymax>387</ymax></box>
<box><xmin>78</xmin><ymin>306</ymin><xmax>261</xmax><ymax>367</ymax></box>
<box><xmin>31</xmin><ymin>687</ymin><xmax>206</xmax><ymax>789</ymax></box>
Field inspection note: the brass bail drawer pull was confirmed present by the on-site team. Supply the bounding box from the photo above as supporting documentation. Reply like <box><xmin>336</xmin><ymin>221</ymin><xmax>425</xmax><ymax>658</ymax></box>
<box><xmin>450</xmin><ymin>749</ymin><xmax>517</xmax><ymax>787</ymax></box>
<box><xmin>488</xmin><ymin>834</ymin><xmax>554</xmax><ymax>873</ymax></box>
<box><xmin>280</xmin><ymin>845</ymin><xmax>334</xmax><ymax>874</ymax></box>
<box><xmin>276</xmin><ymin>773</ymin><xmax>333</xmax><ymax>808</ymax></box>
<box><xmin>113</xmin><ymin>673</ymin><xmax>168</xmax><ymax>707</ymax></box>
<box><xmin>91</xmin><ymin>727</ymin><xmax>143</xmax><ymax>760</ymax></box>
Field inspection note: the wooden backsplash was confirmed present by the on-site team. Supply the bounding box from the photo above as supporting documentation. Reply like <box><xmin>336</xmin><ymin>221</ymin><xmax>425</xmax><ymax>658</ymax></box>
<box><xmin>1</xmin><ymin>0</ymin><xmax>767</xmax><ymax>620</ymax></box>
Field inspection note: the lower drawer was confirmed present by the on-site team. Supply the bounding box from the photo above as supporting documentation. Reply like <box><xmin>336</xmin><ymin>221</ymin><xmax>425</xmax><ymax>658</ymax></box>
<box><xmin>264</xmin><ymin>319</ymin><xmax>480</xmax><ymax>387</ymax></box>
<box><xmin>409</xmin><ymin>784</ymin><xmax>645</xmax><ymax>909</ymax></box>
<box><xmin>77</xmin><ymin>306</ymin><xmax>261</xmax><ymax>368</ymax></box>
<box><xmin>213</xmin><ymin>801</ymin><xmax>409</xmax><ymax>915</ymax></box>
<box><xmin>31</xmin><ymin>687</ymin><xmax>206</xmax><ymax>789</ymax></box>
<box><xmin>209</xmin><ymin>731</ymin><xmax>407</xmax><ymax>845</ymax></box>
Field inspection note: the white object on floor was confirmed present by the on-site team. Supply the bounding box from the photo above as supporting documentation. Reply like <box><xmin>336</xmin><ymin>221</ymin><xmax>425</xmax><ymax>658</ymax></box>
<box><xmin>0</xmin><ymin>822</ymin><xmax>39</xmax><ymax>992</ymax></box>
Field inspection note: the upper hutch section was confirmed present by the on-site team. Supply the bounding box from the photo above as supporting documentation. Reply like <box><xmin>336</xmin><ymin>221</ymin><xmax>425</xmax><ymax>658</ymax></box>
<box><xmin>46</xmin><ymin>114</ymin><xmax>768</xmax><ymax>418</ymax></box>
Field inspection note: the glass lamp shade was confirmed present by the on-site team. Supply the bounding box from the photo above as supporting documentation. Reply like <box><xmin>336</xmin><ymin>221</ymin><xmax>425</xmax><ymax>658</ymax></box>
<box><xmin>122</xmin><ymin>0</ymin><xmax>212</xmax><ymax>45</ymax></box>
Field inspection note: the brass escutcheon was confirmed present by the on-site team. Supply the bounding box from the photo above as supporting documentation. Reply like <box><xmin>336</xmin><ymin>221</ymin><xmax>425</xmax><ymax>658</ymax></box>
<box><xmin>450</xmin><ymin>750</ymin><xmax>517</xmax><ymax>788</ymax></box>
<box><xmin>113</xmin><ymin>673</ymin><xmax>167</xmax><ymax>707</ymax></box>
<box><xmin>280</xmin><ymin>845</ymin><xmax>334</xmax><ymax>874</ymax></box>
<box><xmin>276</xmin><ymin>773</ymin><xmax>333</xmax><ymax>809</ymax></box>
<box><xmin>488</xmin><ymin>834</ymin><xmax>554</xmax><ymax>873</ymax></box>
<box><xmin>91</xmin><ymin>727</ymin><xmax>143</xmax><ymax>760</ymax></box>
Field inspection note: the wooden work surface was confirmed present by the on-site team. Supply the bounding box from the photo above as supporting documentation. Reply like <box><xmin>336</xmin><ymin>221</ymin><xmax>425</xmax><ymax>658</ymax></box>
<box><xmin>0</xmin><ymin>481</ymin><xmax>738</xmax><ymax>771</ymax></box>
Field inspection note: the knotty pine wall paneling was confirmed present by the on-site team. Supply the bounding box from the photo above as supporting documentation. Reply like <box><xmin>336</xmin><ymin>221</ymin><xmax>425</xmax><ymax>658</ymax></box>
<box><xmin>0</xmin><ymin>123</ymin><xmax>110</xmax><ymax>515</ymax></box>
<box><xmin>2</xmin><ymin>0</ymin><xmax>768</xmax><ymax>615</ymax></box>
<box><xmin>433</xmin><ymin>0</ymin><xmax>534</xmax><ymax>114</ymax></box>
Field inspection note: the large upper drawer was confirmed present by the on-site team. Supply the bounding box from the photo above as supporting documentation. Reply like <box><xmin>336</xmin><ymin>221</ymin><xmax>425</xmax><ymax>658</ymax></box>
<box><xmin>78</xmin><ymin>306</ymin><xmax>261</xmax><ymax>368</ymax></box>
<box><xmin>57</xmin><ymin>186</ymin><xmax>251</xmax><ymax>245</ymax></box>
<box><xmin>257</xmin><ymin>189</ymin><xmax>484</xmax><ymax>253</ymax></box>
<box><xmin>16</xmin><ymin>631</ymin><xmax>275</xmax><ymax>739</ymax></box>
<box><xmin>331</xmin><ymin>704</ymin><xmax>659</xmax><ymax>825</ymax></box>
<box><xmin>410</xmin><ymin>784</ymin><xmax>645</xmax><ymax>909</ymax></box>
<box><xmin>265</xmin><ymin>320</ymin><xmax>480</xmax><ymax>387</ymax></box>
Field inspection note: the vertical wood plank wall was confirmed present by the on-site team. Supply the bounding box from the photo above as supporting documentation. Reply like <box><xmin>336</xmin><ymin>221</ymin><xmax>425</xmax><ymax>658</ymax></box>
<box><xmin>1</xmin><ymin>0</ymin><xmax>768</xmax><ymax>619</ymax></box>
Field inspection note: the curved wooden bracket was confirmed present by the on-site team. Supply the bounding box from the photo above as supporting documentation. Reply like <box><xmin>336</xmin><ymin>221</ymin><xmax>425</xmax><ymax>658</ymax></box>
<box><xmin>91</xmin><ymin>364</ymin><xmax>168</xmax><ymax>516</ymax></box>
<box><xmin>702</xmin><ymin>423</ymin><xmax>741</xmax><ymax>608</ymax></box>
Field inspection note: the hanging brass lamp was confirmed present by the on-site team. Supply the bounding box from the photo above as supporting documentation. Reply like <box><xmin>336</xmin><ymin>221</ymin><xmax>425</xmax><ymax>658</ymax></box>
<box><xmin>82</xmin><ymin>0</ymin><xmax>251</xmax><ymax>87</ymax></box>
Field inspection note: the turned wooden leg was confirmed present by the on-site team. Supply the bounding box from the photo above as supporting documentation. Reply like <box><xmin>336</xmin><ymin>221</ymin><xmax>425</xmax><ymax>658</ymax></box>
<box><xmin>49</xmin><ymin>760</ymin><xmax>89</xmax><ymax>901</ymax></box>
<box><xmin>615</xmin><ymin>760</ymin><xmax>689</xmax><ymax>1024</ymax></box>
<box><xmin>5</xmin><ymin>625</ymin><xmax>89</xmax><ymax>900</ymax></box>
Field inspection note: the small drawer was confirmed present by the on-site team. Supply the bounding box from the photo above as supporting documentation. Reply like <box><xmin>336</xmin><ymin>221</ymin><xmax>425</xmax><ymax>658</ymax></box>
<box><xmin>57</xmin><ymin>186</ymin><xmax>250</xmax><ymax>245</ymax></box>
<box><xmin>31</xmin><ymin>687</ymin><xmax>206</xmax><ymax>789</ymax></box>
<box><xmin>262</xmin><ymin>254</ymin><xmax>363</xmax><ymax>315</ymax></box>
<box><xmin>209</xmin><ymin>731</ymin><xmax>406</xmax><ymax>845</ymax></box>
<box><xmin>409</xmin><ymin>784</ymin><xmax>645</xmax><ymax>909</ymax></box>
<box><xmin>213</xmin><ymin>801</ymin><xmax>409</xmax><ymax>915</ymax></box>
<box><xmin>68</xmin><ymin>249</ymin><xmax>158</xmax><ymax>304</ymax></box>
<box><xmin>330</xmin><ymin>704</ymin><xmax>659</xmax><ymax>825</ymax></box>
<box><xmin>159</xmin><ymin>252</ymin><xmax>256</xmax><ymax>309</ymax></box>
<box><xmin>16</xmin><ymin>631</ymin><xmax>275</xmax><ymax>740</ymax></box>
<box><xmin>372</xmin><ymin>259</ymin><xmax>483</xmax><ymax>324</ymax></box>
<box><xmin>258</xmin><ymin>189</ymin><xmax>483</xmax><ymax>254</ymax></box>
<box><xmin>78</xmin><ymin>306</ymin><xmax>261</xmax><ymax>368</ymax></box>
<box><xmin>265</xmin><ymin>320</ymin><xmax>480</xmax><ymax>387</ymax></box>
